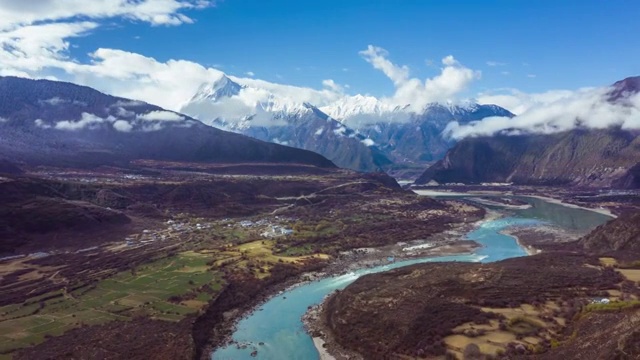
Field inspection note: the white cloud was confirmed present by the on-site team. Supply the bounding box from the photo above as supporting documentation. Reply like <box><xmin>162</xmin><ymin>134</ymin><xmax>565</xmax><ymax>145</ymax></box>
<box><xmin>501</xmin><ymin>71</ymin><xmax>510</xmax><ymax>76</ymax></box>
<box><xmin>359</xmin><ymin>45</ymin><xmax>410</xmax><ymax>86</ymax></box>
<box><xmin>115</xmin><ymin>107</ymin><xmax>135</xmax><ymax>118</ymax></box>
<box><xmin>137</xmin><ymin>110</ymin><xmax>184</xmax><ymax>122</ymax></box>
<box><xmin>9</xmin><ymin>1</ymin><xmax>632</xmax><ymax>144</ymax></box>
<box><xmin>527</xmin><ymin>74</ymin><xmax>537</xmax><ymax>78</ymax></box>
<box><xmin>0</xmin><ymin>21</ymin><xmax>99</xmax><ymax>73</ymax></box>
<box><xmin>0</xmin><ymin>117</ymin><xmax>7</xmax><ymax>122</ymax></box>
<box><xmin>359</xmin><ymin>45</ymin><xmax>481</xmax><ymax>111</ymax></box>
<box><xmin>113</xmin><ymin>119</ymin><xmax>133</xmax><ymax>132</ymax></box>
<box><xmin>41</xmin><ymin>97</ymin><xmax>66</xmax><ymax>106</ymax></box>
<box><xmin>486</xmin><ymin>61</ymin><xmax>506</xmax><ymax>67</ymax></box>
<box><xmin>0</xmin><ymin>1</ymin><xmax>213</xmax><ymax>31</ymax></box>
<box><xmin>361</xmin><ymin>138</ymin><xmax>375</xmax><ymax>146</ymax></box>
<box><xmin>34</xmin><ymin>119</ymin><xmax>50</xmax><ymax>129</ymax></box>
<box><xmin>245</xmin><ymin>71</ymin><xmax>255</xmax><ymax>77</ymax></box>
<box><xmin>446</xmin><ymin>86</ymin><xmax>640</xmax><ymax>139</ymax></box>
<box><xmin>271</xmin><ymin>138</ymin><xmax>289</xmax><ymax>146</ymax></box>
<box><xmin>232</xmin><ymin>77</ymin><xmax>341</xmax><ymax>105</ymax></box>
<box><xmin>0</xmin><ymin>3</ymin><xmax>483</xmax><ymax>128</ymax></box>
<box><xmin>54</xmin><ymin>112</ymin><xmax>109</xmax><ymax>131</ymax></box>
<box><xmin>0</xmin><ymin>1</ymin><xmax>217</xmax><ymax>110</ymax></box>
<box><xmin>477</xmin><ymin>88</ymin><xmax>578</xmax><ymax>115</ymax></box>
<box><xmin>322</xmin><ymin>79</ymin><xmax>345</xmax><ymax>93</ymax></box>
<box><xmin>333</xmin><ymin>125</ymin><xmax>347</xmax><ymax>136</ymax></box>
<box><xmin>141</xmin><ymin>123</ymin><xmax>165</xmax><ymax>132</ymax></box>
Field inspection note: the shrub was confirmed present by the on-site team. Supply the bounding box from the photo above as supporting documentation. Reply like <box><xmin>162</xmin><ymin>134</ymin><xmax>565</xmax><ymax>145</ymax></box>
<box><xmin>463</xmin><ymin>343</ymin><xmax>483</xmax><ymax>360</ymax></box>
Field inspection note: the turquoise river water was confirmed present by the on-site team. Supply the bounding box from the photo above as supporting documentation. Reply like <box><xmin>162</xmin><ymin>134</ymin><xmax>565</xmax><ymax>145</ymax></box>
<box><xmin>212</xmin><ymin>195</ymin><xmax>611</xmax><ymax>360</ymax></box>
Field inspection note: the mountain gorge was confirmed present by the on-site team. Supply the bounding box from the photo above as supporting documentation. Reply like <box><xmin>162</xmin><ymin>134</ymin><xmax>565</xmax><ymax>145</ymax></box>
<box><xmin>0</xmin><ymin>77</ymin><xmax>335</xmax><ymax>169</ymax></box>
<box><xmin>417</xmin><ymin>76</ymin><xmax>640</xmax><ymax>188</ymax></box>
<box><xmin>180</xmin><ymin>75</ymin><xmax>513</xmax><ymax>173</ymax></box>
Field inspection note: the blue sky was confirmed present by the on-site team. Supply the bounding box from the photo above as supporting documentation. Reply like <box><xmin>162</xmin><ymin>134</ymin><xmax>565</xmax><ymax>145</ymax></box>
<box><xmin>72</xmin><ymin>0</ymin><xmax>639</xmax><ymax>97</ymax></box>
<box><xmin>0</xmin><ymin>0</ymin><xmax>637</xmax><ymax>117</ymax></box>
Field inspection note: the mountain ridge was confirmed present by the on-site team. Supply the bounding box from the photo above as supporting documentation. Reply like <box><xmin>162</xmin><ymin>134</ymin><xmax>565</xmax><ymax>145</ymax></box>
<box><xmin>416</xmin><ymin>76</ymin><xmax>640</xmax><ymax>188</ymax></box>
<box><xmin>0</xmin><ymin>76</ymin><xmax>336</xmax><ymax>169</ymax></box>
<box><xmin>180</xmin><ymin>75</ymin><xmax>513</xmax><ymax>172</ymax></box>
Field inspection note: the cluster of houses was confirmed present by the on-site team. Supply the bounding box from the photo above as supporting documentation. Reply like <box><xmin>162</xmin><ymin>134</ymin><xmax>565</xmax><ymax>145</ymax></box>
<box><xmin>124</xmin><ymin>219</ymin><xmax>213</xmax><ymax>247</ymax></box>
<box><xmin>234</xmin><ymin>217</ymin><xmax>295</xmax><ymax>238</ymax></box>
<box><xmin>122</xmin><ymin>215</ymin><xmax>296</xmax><ymax>248</ymax></box>
<box><xmin>260</xmin><ymin>225</ymin><xmax>294</xmax><ymax>238</ymax></box>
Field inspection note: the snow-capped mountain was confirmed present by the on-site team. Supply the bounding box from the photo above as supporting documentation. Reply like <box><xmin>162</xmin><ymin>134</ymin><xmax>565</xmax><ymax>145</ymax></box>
<box><xmin>181</xmin><ymin>75</ymin><xmax>391</xmax><ymax>172</ymax></box>
<box><xmin>190</xmin><ymin>75</ymin><xmax>243</xmax><ymax>102</ymax></box>
<box><xmin>180</xmin><ymin>73</ymin><xmax>513</xmax><ymax>175</ymax></box>
<box><xmin>320</xmin><ymin>94</ymin><xmax>410</xmax><ymax>123</ymax></box>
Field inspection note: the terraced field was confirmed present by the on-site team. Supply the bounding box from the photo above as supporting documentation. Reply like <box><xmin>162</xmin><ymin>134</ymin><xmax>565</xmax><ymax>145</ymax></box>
<box><xmin>0</xmin><ymin>252</ymin><xmax>223</xmax><ymax>356</ymax></box>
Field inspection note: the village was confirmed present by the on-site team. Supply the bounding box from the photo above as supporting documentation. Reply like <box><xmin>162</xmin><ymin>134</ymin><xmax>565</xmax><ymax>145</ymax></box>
<box><xmin>121</xmin><ymin>215</ymin><xmax>297</xmax><ymax>250</ymax></box>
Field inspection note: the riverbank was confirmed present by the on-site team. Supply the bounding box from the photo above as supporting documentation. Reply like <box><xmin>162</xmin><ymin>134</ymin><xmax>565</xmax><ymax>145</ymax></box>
<box><xmin>413</xmin><ymin>188</ymin><xmax>618</xmax><ymax>218</ymax></box>
<box><xmin>210</xmin><ymin>215</ymin><xmax>487</xmax><ymax>358</ymax></box>
<box><xmin>524</xmin><ymin>194</ymin><xmax>617</xmax><ymax>218</ymax></box>
<box><xmin>214</xmin><ymin>191</ymin><xmax>611</xmax><ymax>359</ymax></box>
<box><xmin>302</xmin><ymin>209</ymin><xmax>509</xmax><ymax>360</ymax></box>
<box><xmin>502</xmin><ymin>229</ymin><xmax>540</xmax><ymax>255</ymax></box>
<box><xmin>500</xmin><ymin>224</ymin><xmax>585</xmax><ymax>255</ymax></box>
<box><xmin>303</xmin><ymin>293</ymin><xmax>358</xmax><ymax>360</ymax></box>
<box><xmin>301</xmin><ymin>216</ymin><xmax>597</xmax><ymax>359</ymax></box>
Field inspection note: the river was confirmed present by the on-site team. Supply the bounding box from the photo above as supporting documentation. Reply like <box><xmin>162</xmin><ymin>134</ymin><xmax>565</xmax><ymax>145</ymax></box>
<box><xmin>211</xmin><ymin>194</ymin><xmax>612</xmax><ymax>360</ymax></box>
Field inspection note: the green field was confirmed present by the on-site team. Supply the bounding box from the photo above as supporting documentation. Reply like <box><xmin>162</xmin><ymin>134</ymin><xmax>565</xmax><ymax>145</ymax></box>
<box><xmin>0</xmin><ymin>251</ymin><xmax>223</xmax><ymax>355</ymax></box>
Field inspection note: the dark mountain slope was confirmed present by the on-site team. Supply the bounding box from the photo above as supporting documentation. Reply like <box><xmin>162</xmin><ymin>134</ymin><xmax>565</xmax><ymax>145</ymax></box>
<box><xmin>417</xmin><ymin>76</ymin><xmax>640</xmax><ymax>187</ymax></box>
<box><xmin>578</xmin><ymin>212</ymin><xmax>640</xmax><ymax>257</ymax></box>
<box><xmin>229</xmin><ymin>105</ymin><xmax>393</xmax><ymax>172</ymax></box>
<box><xmin>0</xmin><ymin>77</ymin><xmax>335</xmax><ymax>169</ymax></box>
<box><xmin>416</xmin><ymin>129</ymin><xmax>640</xmax><ymax>187</ymax></box>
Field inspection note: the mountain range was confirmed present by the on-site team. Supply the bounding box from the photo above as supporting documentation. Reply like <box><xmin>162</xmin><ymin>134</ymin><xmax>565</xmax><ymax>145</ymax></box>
<box><xmin>416</xmin><ymin>76</ymin><xmax>640</xmax><ymax>188</ymax></box>
<box><xmin>0</xmin><ymin>76</ymin><xmax>335</xmax><ymax>169</ymax></box>
<box><xmin>180</xmin><ymin>75</ymin><xmax>513</xmax><ymax>173</ymax></box>
<box><xmin>3</xmin><ymin>74</ymin><xmax>639</xmax><ymax>190</ymax></box>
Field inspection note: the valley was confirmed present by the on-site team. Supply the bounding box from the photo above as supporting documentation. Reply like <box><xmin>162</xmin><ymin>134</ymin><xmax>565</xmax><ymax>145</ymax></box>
<box><xmin>1</xmin><ymin>2</ymin><xmax>639</xmax><ymax>360</ymax></box>
<box><xmin>303</xmin><ymin>193</ymin><xmax>640</xmax><ymax>359</ymax></box>
<box><xmin>0</xmin><ymin>162</ymin><xmax>486</xmax><ymax>359</ymax></box>
<box><xmin>0</xmin><ymin>23</ymin><xmax>637</xmax><ymax>360</ymax></box>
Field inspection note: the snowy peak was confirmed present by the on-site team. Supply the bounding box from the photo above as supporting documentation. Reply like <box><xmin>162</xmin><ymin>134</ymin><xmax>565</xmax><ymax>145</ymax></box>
<box><xmin>183</xmin><ymin>75</ymin><xmax>315</xmax><ymax>127</ymax></box>
<box><xmin>252</xmin><ymin>93</ymin><xmax>312</xmax><ymax>115</ymax></box>
<box><xmin>190</xmin><ymin>75</ymin><xmax>243</xmax><ymax>102</ymax></box>
<box><xmin>183</xmin><ymin>71</ymin><xmax>511</xmax><ymax>129</ymax></box>
<box><xmin>320</xmin><ymin>96</ymin><xmax>500</xmax><ymax>127</ymax></box>
<box><xmin>320</xmin><ymin>94</ymin><xmax>407</xmax><ymax>120</ymax></box>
